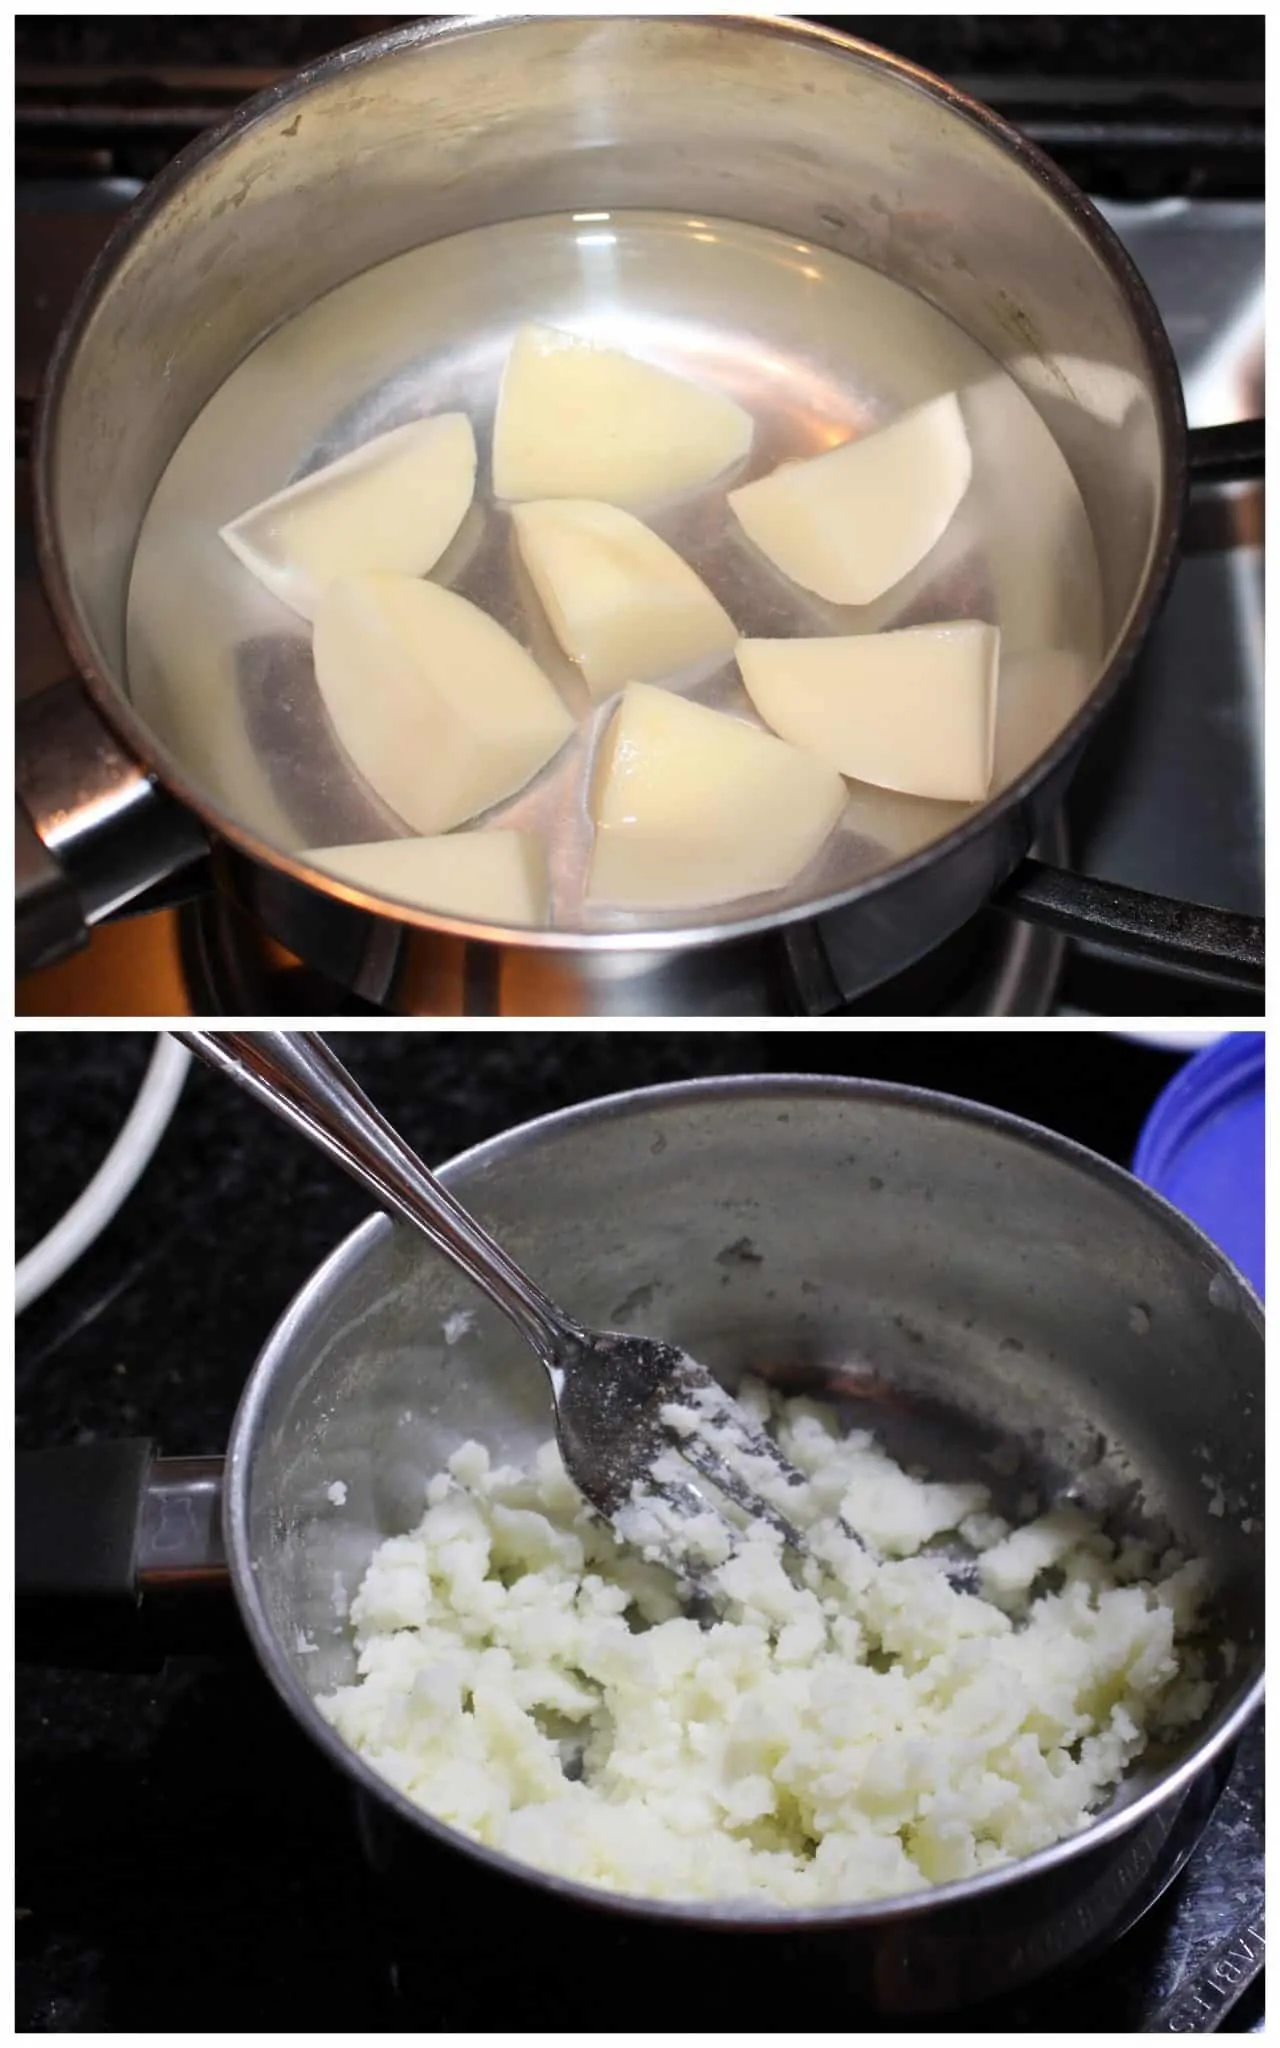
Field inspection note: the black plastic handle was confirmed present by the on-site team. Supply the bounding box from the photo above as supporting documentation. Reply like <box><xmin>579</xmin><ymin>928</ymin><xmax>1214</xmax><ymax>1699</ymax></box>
<box><xmin>997</xmin><ymin>861</ymin><xmax>1263</xmax><ymax>996</ymax></box>
<box><xmin>17</xmin><ymin>1440</ymin><xmax>230</xmax><ymax>1669</ymax></box>
<box><xmin>1186</xmin><ymin>418</ymin><xmax>1264</xmax><ymax>488</ymax></box>
<box><xmin>17</xmin><ymin>1439</ymin><xmax>153</xmax><ymax>1601</ymax></box>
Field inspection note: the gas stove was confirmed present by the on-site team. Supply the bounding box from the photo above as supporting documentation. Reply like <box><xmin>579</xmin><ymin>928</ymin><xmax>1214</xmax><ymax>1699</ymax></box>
<box><xmin>15</xmin><ymin>47</ymin><xmax>1264</xmax><ymax>1017</ymax></box>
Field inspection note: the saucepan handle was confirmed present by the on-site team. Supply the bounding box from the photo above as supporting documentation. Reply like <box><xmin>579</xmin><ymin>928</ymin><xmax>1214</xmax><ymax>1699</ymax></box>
<box><xmin>1185</xmin><ymin>418</ymin><xmax>1264</xmax><ymax>488</ymax></box>
<box><xmin>995</xmin><ymin>861</ymin><xmax>1263</xmax><ymax>996</ymax></box>
<box><xmin>16</xmin><ymin>678</ymin><xmax>211</xmax><ymax>976</ymax></box>
<box><xmin>17</xmin><ymin>1440</ymin><xmax>230</xmax><ymax>1668</ymax></box>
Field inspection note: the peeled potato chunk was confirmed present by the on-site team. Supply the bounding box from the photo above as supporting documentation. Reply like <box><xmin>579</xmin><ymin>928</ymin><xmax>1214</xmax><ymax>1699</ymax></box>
<box><xmin>313</xmin><ymin>574</ymin><xmax>574</xmax><ymax>835</ymax></box>
<box><xmin>493</xmin><ymin>323</ymin><xmax>753</xmax><ymax>506</ymax></box>
<box><xmin>304</xmin><ymin>830</ymin><xmax>548</xmax><ymax>926</ymax></box>
<box><xmin>587</xmin><ymin>682</ymin><xmax>846</xmax><ymax>909</ymax></box>
<box><xmin>728</xmin><ymin>392</ymin><xmax>972</xmax><ymax>605</ymax></box>
<box><xmin>512</xmin><ymin>499</ymin><xmax>737</xmax><ymax>696</ymax></box>
<box><xmin>738</xmin><ymin>621</ymin><xmax>1000</xmax><ymax>803</ymax></box>
<box><xmin>220</xmin><ymin>413</ymin><xmax>476</xmax><ymax>621</ymax></box>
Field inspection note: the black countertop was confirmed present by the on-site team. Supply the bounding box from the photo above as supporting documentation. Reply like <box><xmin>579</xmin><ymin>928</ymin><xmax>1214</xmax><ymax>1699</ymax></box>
<box><xmin>16</xmin><ymin>1031</ymin><xmax>1262</xmax><ymax>2030</ymax></box>
<box><xmin>16</xmin><ymin>1032</ymin><xmax>1186</xmax><ymax>1454</ymax></box>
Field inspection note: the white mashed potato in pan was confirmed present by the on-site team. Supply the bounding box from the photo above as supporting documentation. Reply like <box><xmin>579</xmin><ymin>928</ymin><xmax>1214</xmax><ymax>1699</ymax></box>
<box><xmin>319</xmin><ymin>1384</ymin><xmax>1214</xmax><ymax>1907</ymax></box>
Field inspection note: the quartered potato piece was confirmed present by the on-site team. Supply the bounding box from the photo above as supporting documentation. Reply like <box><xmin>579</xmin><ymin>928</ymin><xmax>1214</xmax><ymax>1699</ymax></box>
<box><xmin>587</xmin><ymin>682</ymin><xmax>846</xmax><ymax>910</ymax></box>
<box><xmin>303</xmin><ymin>830</ymin><xmax>549</xmax><ymax>927</ymax></box>
<box><xmin>312</xmin><ymin>574</ymin><xmax>574</xmax><ymax>835</ymax></box>
<box><xmin>219</xmin><ymin>413</ymin><xmax>476</xmax><ymax>620</ymax></box>
<box><xmin>728</xmin><ymin>393</ymin><xmax>972</xmax><ymax>605</ymax></box>
<box><xmin>738</xmin><ymin>621</ymin><xmax>1000</xmax><ymax>802</ymax></box>
<box><xmin>493</xmin><ymin>323</ymin><xmax>753</xmax><ymax>506</ymax></box>
<box><xmin>512</xmin><ymin>499</ymin><xmax>737</xmax><ymax>696</ymax></box>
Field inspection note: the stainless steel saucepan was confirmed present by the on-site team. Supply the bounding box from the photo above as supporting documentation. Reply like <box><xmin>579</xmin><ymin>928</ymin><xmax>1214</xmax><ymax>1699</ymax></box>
<box><xmin>17</xmin><ymin>1078</ymin><xmax>1263</xmax><ymax>2014</ymax></box>
<box><xmin>16</xmin><ymin>15</ymin><xmax>1262</xmax><ymax>1011</ymax></box>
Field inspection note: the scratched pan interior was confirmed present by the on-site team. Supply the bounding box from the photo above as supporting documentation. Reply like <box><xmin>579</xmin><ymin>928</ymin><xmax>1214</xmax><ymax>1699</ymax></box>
<box><xmin>237</xmin><ymin>1084</ymin><xmax>1261</xmax><ymax>1844</ymax></box>
<box><xmin>126</xmin><ymin>207</ymin><xmax>1105</xmax><ymax>938</ymax></box>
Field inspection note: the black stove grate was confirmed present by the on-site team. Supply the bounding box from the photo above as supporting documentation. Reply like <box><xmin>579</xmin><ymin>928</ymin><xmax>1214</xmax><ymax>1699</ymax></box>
<box><xmin>14</xmin><ymin>60</ymin><xmax>1266</xmax><ymax>199</ymax></box>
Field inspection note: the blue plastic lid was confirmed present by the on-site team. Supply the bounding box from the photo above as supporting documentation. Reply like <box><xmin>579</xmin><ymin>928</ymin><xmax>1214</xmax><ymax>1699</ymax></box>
<box><xmin>1133</xmin><ymin>1033</ymin><xmax>1264</xmax><ymax>1298</ymax></box>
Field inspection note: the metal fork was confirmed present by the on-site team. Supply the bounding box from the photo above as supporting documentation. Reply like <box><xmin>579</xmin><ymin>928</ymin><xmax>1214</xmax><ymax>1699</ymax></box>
<box><xmin>177</xmin><ymin>1030</ymin><xmax>807</xmax><ymax>1576</ymax></box>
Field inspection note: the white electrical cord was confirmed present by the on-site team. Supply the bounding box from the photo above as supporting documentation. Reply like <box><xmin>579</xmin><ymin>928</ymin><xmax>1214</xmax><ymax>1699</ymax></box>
<box><xmin>1113</xmin><ymin>1029</ymin><xmax>1224</xmax><ymax>1054</ymax></box>
<box><xmin>16</xmin><ymin>1034</ymin><xmax>191</xmax><ymax>1315</ymax></box>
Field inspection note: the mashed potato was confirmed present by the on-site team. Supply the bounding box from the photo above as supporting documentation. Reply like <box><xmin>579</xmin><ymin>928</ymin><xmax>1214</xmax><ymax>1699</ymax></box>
<box><xmin>319</xmin><ymin>1384</ymin><xmax>1213</xmax><ymax>1906</ymax></box>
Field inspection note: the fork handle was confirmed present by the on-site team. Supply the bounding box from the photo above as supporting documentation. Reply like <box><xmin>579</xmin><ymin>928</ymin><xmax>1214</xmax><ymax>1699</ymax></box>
<box><xmin>176</xmin><ymin>1031</ymin><xmax>571</xmax><ymax>1368</ymax></box>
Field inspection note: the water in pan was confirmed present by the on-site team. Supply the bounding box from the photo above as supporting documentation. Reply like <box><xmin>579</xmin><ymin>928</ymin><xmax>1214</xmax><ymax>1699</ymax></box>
<box><xmin>125</xmin><ymin>209</ymin><xmax>1104</xmax><ymax>936</ymax></box>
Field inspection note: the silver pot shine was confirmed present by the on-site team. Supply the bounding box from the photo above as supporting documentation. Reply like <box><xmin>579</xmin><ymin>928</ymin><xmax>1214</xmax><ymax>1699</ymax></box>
<box><xmin>220</xmin><ymin>1077</ymin><xmax>1261</xmax><ymax>2009</ymax></box>
<box><xmin>23</xmin><ymin>16</ymin><xmax>1186</xmax><ymax>1011</ymax></box>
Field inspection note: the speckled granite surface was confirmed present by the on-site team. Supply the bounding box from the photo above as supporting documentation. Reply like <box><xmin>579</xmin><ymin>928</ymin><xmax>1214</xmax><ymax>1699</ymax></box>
<box><xmin>16</xmin><ymin>1032</ymin><xmax>1262</xmax><ymax>2030</ymax></box>
<box><xmin>17</xmin><ymin>1032</ymin><xmax>1181</xmax><ymax>1453</ymax></box>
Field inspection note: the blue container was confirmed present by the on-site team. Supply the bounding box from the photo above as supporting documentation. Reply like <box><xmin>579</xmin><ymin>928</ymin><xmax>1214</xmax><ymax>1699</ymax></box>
<box><xmin>1133</xmin><ymin>1034</ymin><xmax>1265</xmax><ymax>1298</ymax></box>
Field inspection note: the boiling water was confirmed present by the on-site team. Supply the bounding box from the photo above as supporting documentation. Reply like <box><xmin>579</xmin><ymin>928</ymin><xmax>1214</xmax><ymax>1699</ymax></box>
<box><xmin>126</xmin><ymin>209</ymin><xmax>1104</xmax><ymax>934</ymax></box>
